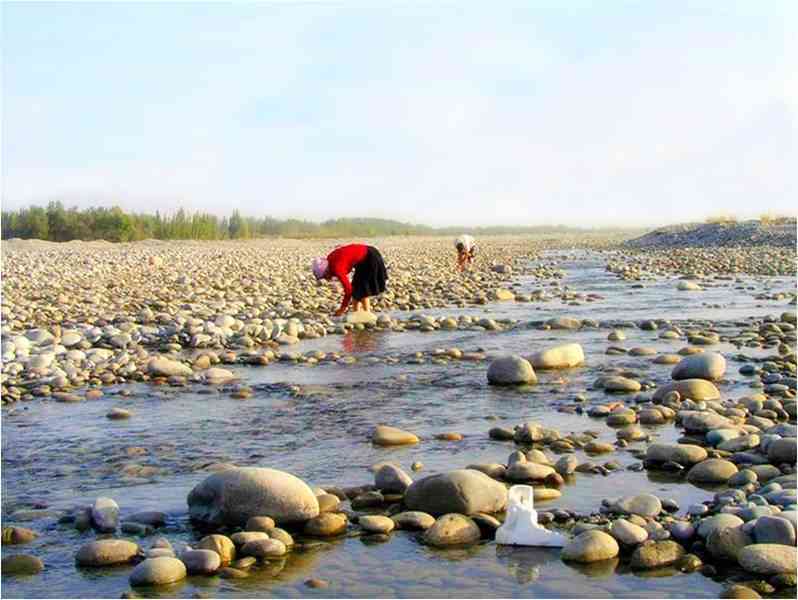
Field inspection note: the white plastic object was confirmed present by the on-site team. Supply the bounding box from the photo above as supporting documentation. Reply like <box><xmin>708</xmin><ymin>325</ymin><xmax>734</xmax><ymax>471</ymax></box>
<box><xmin>495</xmin><ymin>485</ymin><xmax>567</xmax><ymax>547</ymax></box>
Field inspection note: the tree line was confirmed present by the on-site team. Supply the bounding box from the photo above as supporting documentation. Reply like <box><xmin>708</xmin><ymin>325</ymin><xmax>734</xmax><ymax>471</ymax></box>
<box><xmin>1</xmin><ymin>202</ymin><xmax>627</xmax><ymax>242</ymax></box>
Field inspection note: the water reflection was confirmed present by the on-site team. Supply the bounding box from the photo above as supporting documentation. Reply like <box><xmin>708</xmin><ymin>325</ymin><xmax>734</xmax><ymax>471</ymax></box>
<box><xmin>495</xmin><ymin>545</ymin><xmax>560</xmax><ymax>584</ymax></box>
<box><xmin>562</xmin><ymin>557</ymin><xmax>620</xmax><ymax>579</ymax></box>
<box><xmin>342</xmin><ymin>331</ymin><xmax>381</xmax><ymax>354</ymax></box>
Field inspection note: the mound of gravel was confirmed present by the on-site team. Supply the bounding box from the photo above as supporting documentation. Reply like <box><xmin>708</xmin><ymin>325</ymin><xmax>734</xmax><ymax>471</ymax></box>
<box><xmin>624</xmin><ymin>220</ymin><xmax>796</xmax><ymax>249</ymax></box>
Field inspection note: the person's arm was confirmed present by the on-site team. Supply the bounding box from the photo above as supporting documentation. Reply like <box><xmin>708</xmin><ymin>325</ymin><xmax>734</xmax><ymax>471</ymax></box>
<box><xmin>332</xmin><ymin>265</ymin><xmax>353</xmax><ymax>316</ymax></box>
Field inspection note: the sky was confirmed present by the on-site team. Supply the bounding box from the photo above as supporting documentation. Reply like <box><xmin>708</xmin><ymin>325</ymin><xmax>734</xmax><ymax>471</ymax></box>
<box><xmin>1</xmin><ymin>1</ymin><xmax>796</xmax><ymax>227</ymax></box>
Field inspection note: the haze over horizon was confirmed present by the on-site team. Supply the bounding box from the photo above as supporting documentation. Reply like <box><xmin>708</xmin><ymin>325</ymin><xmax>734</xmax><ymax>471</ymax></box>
<box><xmin>2</xmin><ymin>2</ymin><xmax>796</xmax><ymax>227</ymax></box>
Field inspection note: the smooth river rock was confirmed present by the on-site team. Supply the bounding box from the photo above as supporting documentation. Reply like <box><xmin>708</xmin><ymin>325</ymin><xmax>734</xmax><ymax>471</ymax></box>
<box><xmin>645</xmin><ymin>443</ymin><xmax>708</xmax><ymax>466</ymax></box>
<box><xmin>487</xmin><ymin>355</ymin><xmax>537</xmax><ymax>385</ymax></box>
<box><xmin>372</xmin><ymin>425</ymin><xmax>419</xmax><ymax>446</ymax></box>
<box><xmin>129</xmin><ymin>557</ymin><xmax>187</xmax><ymax>586</ymax></box>
<box><xmin>738</xmin><ymin>544</ymin><xmax>797</xmax><ymax>575</ymax></box>
<box><xmin>187</xmin><ymin>467</ymin><xmax>320</xmax><ymax>527</ymax></box>
<box><xmin>527</xmin><ymin>343</ymin><xmax>585</xmax><ymax>369</ymax></box>
<box><xmin>671</xmin><ymin>353</ymin><xmax>727</xmax><ymax>382</ymax></box>
<box><xmin>630</xmin><ymin>540</ymin><xmax>685</xmax><ymax>569</ymax></box>
<box><xmin>561</xmin><ymin>530</ymin><xmax>619</xmax><ymax>563</ymax></box>
<box><xmin>75</xmin><ymin>539</ymin><xmax>140</xmax><ymax>567</ymax></box>
<box><xmin>91</xmin><ymin>497</ymin><xmax>120</xmax><ymax>533</ymax></box>
<box><xmin>404</xmin><ymin>469</ymin><xmax>508</xmax><ymax>516</ymax></box>
<box><xmin>181</xmin><ymin>549</ymin><xmax>220</xmax><ymax>575</ymax></box>
<box><xmin>423</xmin><ymin>513</ymin><xmax>481</xmax><ymax>547</ymax></box>
<box><xmin>653</xmin><ymin>379</ymin><xmax>720</xmax><ymax>402</ymax></box>
<box><xmin>197</xmin><ymin>534</ymin><xmax>236</xmax><ymax>564</ymax></box>
<box><xmin>687</xmin><ymin>459</ymin><xmax>739</xmax><ymax>484</ymax></box>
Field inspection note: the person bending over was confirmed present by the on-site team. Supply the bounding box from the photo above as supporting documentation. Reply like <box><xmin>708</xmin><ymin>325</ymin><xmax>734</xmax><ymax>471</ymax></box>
<box><xmin>455</xmin><ymin>234</ymin><xmax>477</xmax><ymax>271</ymax></box>
<box><xmin>312</xmin><ymin>243</ymin><xmax>388</xmax><ymax>317</ymax></box>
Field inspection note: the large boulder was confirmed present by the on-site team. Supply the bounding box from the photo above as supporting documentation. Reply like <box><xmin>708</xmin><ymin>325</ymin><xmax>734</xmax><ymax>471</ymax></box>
<box><xmin>561</xmin><ymin>530</ymin><xmax>619</xmax><ymax>563</ymax></box>
<box><xmin>527</xmin><ymin>344</ymin><xmax>585</xmax><ymax>370</ymax></box>
<box><xmin>403</xmin><ymin>469</ymin><xmax>508</xmax><ymax>516</ymax></box>
<box><xmin>754</xmin><ymin>516</ymin><xmax>797</xmax><ymax>546</ymax></box>
<box><xmin>487</xmin><ymin>355</ymin><xmax>537</xmax><ymax>385</ymax></box>
<box><xmin>645</xmin><ymin>443</ymin><xmax>708</xmax><ymax>466</ymax></box>
<box><xmin>738</xmin><ymin>544</ymin><xmax>797</xmax><ymax>575</ymax></box>
<box><xmin>768</xmin><ymin>438</ymin><xmax>797</xmax><ymax>464</ymax></box>
<box><xmin>653</xmin><ymin>380</ymin><xmax>720</xmax><ymax>402</ymax></box>
<box><xmin>187</xmin><ymin>467</ymin><xmax>319</xmax><ymax>527</ymax></box>
<box><xmin>671</xmin><ymin>353</ymin><xmax>727</xmax><ymax>382</ymax></box>
<box><xmin>698</xmin><ymin>514</ymin><xmax>745</xmax><ymax>539</ymax></box>
<box><xmin>707</xmin><ymin>526</ymin><xmax>752</xmax><ymax>562</ymax></box>
<box><xmin>687</xmin><ymin>459</ymin><xmax>738</xmax><ymax>484</ymax></box>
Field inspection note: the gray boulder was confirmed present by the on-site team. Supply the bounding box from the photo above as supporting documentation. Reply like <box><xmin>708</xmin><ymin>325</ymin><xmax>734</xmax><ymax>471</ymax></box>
<box><xmin>645</xmin><ymin>443</ymin><xmax>707</xmax><ymax>466</ymax></box>
<box><xmin>613</xmin><ymin>494</ymin><xmax>662</xmax><ymax>517</ymax></box>
<box><xmin>404</xmin><ymin>469</ymin><xmax>508</xmax><ymax>516</ymax></box>
<box><xmin>181</xmin><ymin>549</ymin><xmax>220</xmax><ymax>575</ymax></box>
<box><xmin>768</xmin><ymin>438</ymin><xmax>796</xmax><ymax>464</ymax></box>
<box><xmin>738</xmin><ymin>544</ymin><xmax>797</xmax><ymax>575</ymax></box>
<box><xmin>91</xmin><ymin>497</ymin><xmax>119</xmax><ymax>533</ymax></box>
<box><xmin>487</xmin><ymin>355</ymin><xmax>537</xmax><ymax>385</ymax></box>
<box><xmin>187</xmin><ymin>467</ymin><xmax>319</xmax><ymax>527</ymax></box>
<box><xmin>671</xmin><ymin>353</ymin><xmax>726</xmax><ymax>382</ymax></box>
<box><xmin>754</xmin><ymin>516</ymin><xmax>796</xmax><ymax>546</ymax></box>
<box><xmin>707</xmin><ymin>526</ymin><xmax>752</xmax><ymax>562</ymax></box>
<box><xmin>698</xmin><ymin>514</ymin><xmax>744</xmax><ymax>539</ymax></box>
<box><xmin>375</xmin><ymin>464</ymin><xmax>413</xmax><ymax>494</ymax></box>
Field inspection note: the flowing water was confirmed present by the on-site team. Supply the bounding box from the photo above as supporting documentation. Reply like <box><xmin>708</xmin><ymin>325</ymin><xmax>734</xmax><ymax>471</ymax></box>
<box><xmin>2</xmin><ymin>251</ymin><xmax>794</xmax><ymax>598</ymax></box>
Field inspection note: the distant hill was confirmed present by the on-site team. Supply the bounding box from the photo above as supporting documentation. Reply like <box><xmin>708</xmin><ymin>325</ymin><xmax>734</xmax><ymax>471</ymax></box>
<box><xmin>624</xmin><ymin>219</ymin><xmax>796</xmax><ymax>249</ymax></box>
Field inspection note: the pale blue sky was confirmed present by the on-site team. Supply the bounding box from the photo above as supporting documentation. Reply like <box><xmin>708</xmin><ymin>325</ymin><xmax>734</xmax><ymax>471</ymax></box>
<box><xmin>2</xmin><ymin>1</ymin><xmax>796</xmax><ymax>226</ymax></box>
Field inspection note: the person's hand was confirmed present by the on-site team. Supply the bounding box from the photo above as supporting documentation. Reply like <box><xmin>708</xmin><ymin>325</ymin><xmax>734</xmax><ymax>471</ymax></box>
<box><xmin>334</xmin><ymin>308</ymin><xmax>346</xmax><ymax>317</ymax></box>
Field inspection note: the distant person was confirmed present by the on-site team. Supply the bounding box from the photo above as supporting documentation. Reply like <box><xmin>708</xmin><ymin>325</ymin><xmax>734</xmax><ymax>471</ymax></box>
<box><xmin>312</xmin><ymin>243</ymin><xmax>388</xmax><ymax>317</ymax></box>
<box><xmin>455</xmin><ymin>234</ymin><xmax>477</xmax><ymax>271</ymax></box>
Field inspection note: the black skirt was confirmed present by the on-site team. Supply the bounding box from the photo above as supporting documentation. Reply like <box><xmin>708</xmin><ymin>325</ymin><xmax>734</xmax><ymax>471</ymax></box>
<box><xmin>352</xmin><ymin>246</ymin><xmax>388</xmax><ymax>300</ymax></box>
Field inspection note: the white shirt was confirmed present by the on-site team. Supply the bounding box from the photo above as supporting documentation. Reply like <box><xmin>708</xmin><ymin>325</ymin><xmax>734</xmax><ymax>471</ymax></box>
<box><xmin>455</xmin><ymin>234</ymin><xmax>475</xmax><ymax>252</ymax></box>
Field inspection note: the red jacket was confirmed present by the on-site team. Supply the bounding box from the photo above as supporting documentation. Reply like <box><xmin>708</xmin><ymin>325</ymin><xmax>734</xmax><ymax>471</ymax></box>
<box><xmin>327</xmin><ymin>244</ymin><xmax>369</xmax><ymax>312</ymax></box>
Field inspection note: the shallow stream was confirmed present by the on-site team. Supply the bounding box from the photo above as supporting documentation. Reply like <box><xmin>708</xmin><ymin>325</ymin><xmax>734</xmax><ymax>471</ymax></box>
<box><xmin>2</xmin><ymin>251</ymin><xmax>794</xmax><ymax>598</ymax></box>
